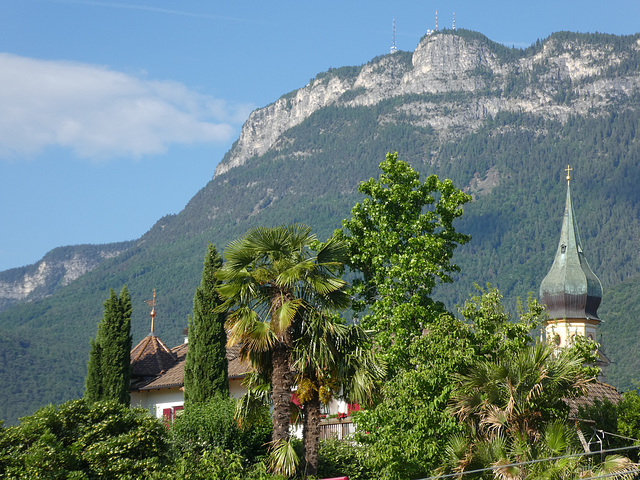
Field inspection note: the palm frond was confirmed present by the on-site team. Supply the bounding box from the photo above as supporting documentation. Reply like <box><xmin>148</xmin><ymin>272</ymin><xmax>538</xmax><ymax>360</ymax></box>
<box><xmin>590</xmin><ymin>455</ymin><xmax>639</xmax><ymax>479</ymax></box>
<box><xmin>316</xmin><ymin>236</ymin><xmax>350</xmax><ymax>266</ymax></box>
<box><xmin>240</xmin><ymin>321</ymin><xmax>278</xmax><ymax>354</ymax></box>
<box><xmin>267</xmin><ymin>438</ymin><xmax>300</xmax><ymax>477</ymax></box>
<box><xmin>225</xmin><ymin>306</ymin><xmax>261</xmax><ymax>345</ymax></box>
<box><xmin>543</xmin><ymin>420</ymin><xmax>570</xmax><ymax>455</ymax></box>
<box><xmin>480</xmin><ymin>406</ymin><xmax>508</xmax><ymax>440</ymax></box>
<box><xmin>235</xmin><ymin>378</ymin><xmax>271</xmax><ymax>428</ymax></box>
<box><xmin>277</xmin><ymin>259</ymin><xmax>316</xmax><ymax>288</ymax></box>
<box><xmin>492</xmin><ymin>458</ymin><xmax>522</xmax><ymax>480</ymax></box>
<box><xmin>272</xmin><ymin>298</ymin><xmax>304</xmax><ymax>335</ymax></box>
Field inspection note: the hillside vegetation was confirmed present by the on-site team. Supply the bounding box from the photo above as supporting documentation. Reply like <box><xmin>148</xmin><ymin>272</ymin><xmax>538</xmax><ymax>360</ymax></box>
<box><xmin>1</xmin><ymin>29</ymin><xmax>640</xmax><ymax>424</ymax></box>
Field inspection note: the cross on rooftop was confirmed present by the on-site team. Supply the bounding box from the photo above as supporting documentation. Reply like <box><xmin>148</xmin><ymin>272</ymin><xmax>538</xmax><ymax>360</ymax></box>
<box><xmin>145</xmin><ymin>289</ymin><xmax>157</xmax><ymax>333</ymax></box>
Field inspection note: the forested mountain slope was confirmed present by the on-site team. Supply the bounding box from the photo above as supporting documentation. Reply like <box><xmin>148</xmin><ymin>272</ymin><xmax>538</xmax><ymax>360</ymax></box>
<box><xmin>1</xmin><ymin>29</ymin><xmax>640</xmax><ymax>424</ymax></box>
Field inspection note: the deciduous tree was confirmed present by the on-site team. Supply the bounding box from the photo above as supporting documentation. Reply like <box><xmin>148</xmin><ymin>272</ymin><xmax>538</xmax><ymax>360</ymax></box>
<box><xmin>335</xmin><ymin>152</ymin><xmax>471</xmax><ymax>373</ymax></box>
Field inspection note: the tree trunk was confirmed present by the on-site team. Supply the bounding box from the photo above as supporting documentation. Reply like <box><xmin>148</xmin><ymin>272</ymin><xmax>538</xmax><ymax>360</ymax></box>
<box><xmin>271</xmin><ymin>344</ymin><xmax>292</xmax><ymax>444</ymax></box>
<box><xmin>303</xmin><ymin>390</ymin><xmax>321</xmax><ymax>476</ymax></box>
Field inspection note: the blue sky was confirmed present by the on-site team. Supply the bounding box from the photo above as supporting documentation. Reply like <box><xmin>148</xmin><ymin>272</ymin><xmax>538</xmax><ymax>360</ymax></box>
<box><xmin>1</xmin><ymin>0</ymin><xmax>639</xmax><ymax>272</ymax></box>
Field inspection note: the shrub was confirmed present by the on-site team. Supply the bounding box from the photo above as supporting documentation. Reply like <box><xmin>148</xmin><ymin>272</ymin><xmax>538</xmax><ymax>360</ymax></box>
<box><xmin>148</xmin><ymin>448</ymin><xmax>291</xmax><ymax>480</ymax></box>
<box><xmin>317</xmin><ymin>438</ymin><xmax>373</xmax><ymax>480</ymax></box>
<box><xmin>0</xmin><ymin>399</ymin><xmax>170</xmax><ymax>479</ymax></box>
<box><xmin>170</xmin><ymin>395</ymin><xmax>272</xmax><ymax>463</ymax></box>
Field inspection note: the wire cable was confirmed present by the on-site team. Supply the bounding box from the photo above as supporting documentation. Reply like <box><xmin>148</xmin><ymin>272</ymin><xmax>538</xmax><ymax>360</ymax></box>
<box><xmin>598</xmin><ymin>429</ymin><xmax>640</xmax><ymax>443</ymax></box>
<box><xmin>419</xmin><ymin>444</ymin><xmax>640</xmax><ymax>480</ymax></box>
<box><xmin>579</xmin><ymin>468</ymin><xmax>640</xmax><ymax>480</ymax></box>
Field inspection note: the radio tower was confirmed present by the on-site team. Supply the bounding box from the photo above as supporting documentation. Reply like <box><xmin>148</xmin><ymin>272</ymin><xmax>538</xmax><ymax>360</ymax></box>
<box><xmin>391</xmin><ymin>17</ymin><xmax>397</xmax><ymax>53</ymax></box>
<box><xmin>435</xmin><ymin>10</ymin><xmax>438</xmax><ymax>31</ymax></box>
<box><xmin>452</xmin><ymin>12</ymin><xmax>456</xmax><ymax>30</ymax></box>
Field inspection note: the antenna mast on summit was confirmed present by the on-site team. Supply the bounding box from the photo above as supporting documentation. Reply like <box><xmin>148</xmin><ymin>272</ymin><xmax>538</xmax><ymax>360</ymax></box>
<box><xmin>391</xmin><ymin>17</ymin><xmax>397</xmax><ymax>53</ymax></box>
<box><xmin>452</xmin><ymin>12</ymin><xmax>456</xmax><ymax>30</ymax></box>
<box><xmin>435</xmin><ymin>10</ymin><xmax>438</xmax><ymax>31</ymax></box>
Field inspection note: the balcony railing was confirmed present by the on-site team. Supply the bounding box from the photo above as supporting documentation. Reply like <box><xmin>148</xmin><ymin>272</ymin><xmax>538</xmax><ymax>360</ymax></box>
<box><xmin>319</xmin><ymin>416</ymin><xmax>355</xmax><ymax>440</ymax></box>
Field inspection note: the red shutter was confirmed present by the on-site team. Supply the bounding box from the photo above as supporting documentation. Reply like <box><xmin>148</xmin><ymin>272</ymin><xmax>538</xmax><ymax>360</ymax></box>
<box><xmin>162</xmin><ymin>408</ymin><xmax>172</xmax><ymax>428</ymax></box>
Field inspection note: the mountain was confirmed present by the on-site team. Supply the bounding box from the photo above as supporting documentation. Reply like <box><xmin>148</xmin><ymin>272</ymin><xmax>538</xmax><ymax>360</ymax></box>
<box><xmin>2</xmin><ymin>29</ymin><xmax>640</xmax><ymax>424</ymax></box>
<box><xmin>0</xmin><ymin>242</ymin><xmax>133</xmax><ymax>312</ymax></box>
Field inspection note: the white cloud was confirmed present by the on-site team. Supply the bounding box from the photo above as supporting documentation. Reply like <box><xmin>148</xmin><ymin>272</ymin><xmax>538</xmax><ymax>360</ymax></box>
<box><xmin>0</xmin><ymin>53</ymin><xmax>254</xmax><ymax>160</ymax></box>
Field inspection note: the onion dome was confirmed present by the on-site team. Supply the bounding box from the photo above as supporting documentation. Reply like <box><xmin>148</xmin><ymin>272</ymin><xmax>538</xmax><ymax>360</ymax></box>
<box><xmin>539</xmin><ymin>168</ymin><xmax>603</xmax><ymax>321</ymax></box>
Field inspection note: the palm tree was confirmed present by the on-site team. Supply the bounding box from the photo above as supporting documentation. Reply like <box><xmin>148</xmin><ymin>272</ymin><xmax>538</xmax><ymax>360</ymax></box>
<box><xmin>291</xmin><ymin>312</ymin><xmax>385</xmax><ymax>476</ymax></box>
<box><xmin>216</xmin><ymin>224</ymin><xmax>351</xmax><ymax>450</ymax></box>
<box><xmin>443</xmin><ymin>342</ymin><xmax>638</xmax><ymax>479</ymax></box>
<box><xmin>450</xmin><ymin>342</ymin><xmax>591</xmax><ymax>445</ymax></box>
<box><xmin>442</xmin><ymin>420</ymin><xmax>639</xmax><ymax>479</ymax></box>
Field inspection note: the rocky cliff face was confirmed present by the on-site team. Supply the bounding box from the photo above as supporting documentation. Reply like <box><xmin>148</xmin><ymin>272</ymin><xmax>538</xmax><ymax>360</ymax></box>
<box><xmin>215</xmin><ymin>31</ymin><xmax>640</xmax><ymax>176</ymax></box>
<box><xmin>0</xmin><ymin>243</ymin><xmax>130</xmax><ymax>311</ymax></box>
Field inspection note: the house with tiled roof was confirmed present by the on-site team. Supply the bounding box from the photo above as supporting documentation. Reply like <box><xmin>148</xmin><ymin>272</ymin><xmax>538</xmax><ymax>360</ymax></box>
<box><xmin>129</xmin><ymin>292</ymin><xmax>356</xmax><ymax>436</ymax></box>
<box><xmin>129</xmin><ymin>291</ymin><xmax>251</xmax><ymax>422</ymax></box>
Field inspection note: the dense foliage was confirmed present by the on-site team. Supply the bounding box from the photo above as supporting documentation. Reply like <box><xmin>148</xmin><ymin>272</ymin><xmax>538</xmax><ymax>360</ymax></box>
<box><xmin>184</xmin><ymin>243</ymin><xmax>229</xmax><ymax>405</ymax></box>
<box><xmin>336</xmin><ymin>152</ymin><xmax>471</xmax><ymax>372</ymax></box>
<box><xmin>85</xmin><ymin>286</ymin><xmax>132</xmax><ymax>405</ymax></box>
<box><xmin>170</xmin><ymin>396</ymin><xmax>271</xmax><ymax>463</ymax></box>
<box><xmin>149</xmin><ymin>448</ymin><xmax>284</xmax><ymax>480</ymax></box>
<box><xmin>0</xmin><ymin>399</ymin><xmax>169</xmax><ymax>479</ymax></box>
<box><xmin>352</xmin><ymin>288</ymin><xmax>548</xmax><ymax>479</ymax></box>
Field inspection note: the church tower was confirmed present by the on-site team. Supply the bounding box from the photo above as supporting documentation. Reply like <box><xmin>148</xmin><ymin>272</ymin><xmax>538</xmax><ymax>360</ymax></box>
<box><xmin>539</xmin><ymin>166</ymin><xmax>604</xmax><ymax>349</ymax></box>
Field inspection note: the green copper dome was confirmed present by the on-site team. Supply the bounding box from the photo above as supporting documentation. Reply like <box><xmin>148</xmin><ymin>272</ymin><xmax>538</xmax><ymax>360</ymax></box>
<box><xmin>539</xmin><ymin>176</ymin><xmax>603</xmax><ymax>321</ymax></box>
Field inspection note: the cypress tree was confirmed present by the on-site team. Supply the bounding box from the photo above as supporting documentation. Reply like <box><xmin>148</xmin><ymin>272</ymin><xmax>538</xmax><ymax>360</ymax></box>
<box><xmin>184</xmin><ymin>243</ymin><xmax>229</xmax><ymax>407</ymax></box>
<box><xmin>85</xmin><ymin>286</ymin><xmax>132</xmax><ymax>404</ymax></box>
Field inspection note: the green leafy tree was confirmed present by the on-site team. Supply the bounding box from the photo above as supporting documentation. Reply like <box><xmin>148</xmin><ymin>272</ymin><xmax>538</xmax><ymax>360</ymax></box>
<box><xmin>0</xmin><ymin>399</ymin><xmax>169</xmax><ymax>479</ymax></box>
<box><xmin>184</xmin><ymin>243</ymin><xmax>229</xmax><ymax>407</ymax></box>
<box><xmin>215</xmin><ymin>225</ymin><xmax>350</xmax><ymax>459</ymax></box>
<box><xmin>335</xmin><ymin>152</ymin><xmax>471</xmax><ymax>373</ymax></box>
<box><xmin>170</xmin><ymin>395</ymin><xmax>271</xmax><ymax>463</ymax></box>
<box><xmin>353</xmin><ymin>288</ymin><xmax>547</xmax><ymax>479</ymax></box>
<box><xmin>459</xmin><ymin>285</ymin><xmax>543</xmax><ymax>362</ymax></box>
<box><xmin>617</xmin><ymin>390</ymin><xmax>640</xmax><ymax>461</ymax></box>
<box><xmin>354</xmin><ymin>313</ymin><xmax>474</xmax><ymax>479</ymax></box>
<box><xmin>85</xmin><ymin>286</ymin><xmax>132</xmax><ymax>404</ymax></box>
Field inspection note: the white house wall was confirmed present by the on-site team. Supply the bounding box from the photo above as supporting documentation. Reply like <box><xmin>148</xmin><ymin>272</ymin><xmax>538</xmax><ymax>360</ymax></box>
<box><xmin>131</xmin><ymin>388</ymin><xmax>184</xmax><ymax>419</ymax></box>
<box><xmin>130</xmin><ymin>379</ymin><xmax>349</xmax><ymax>422</ymax></box>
